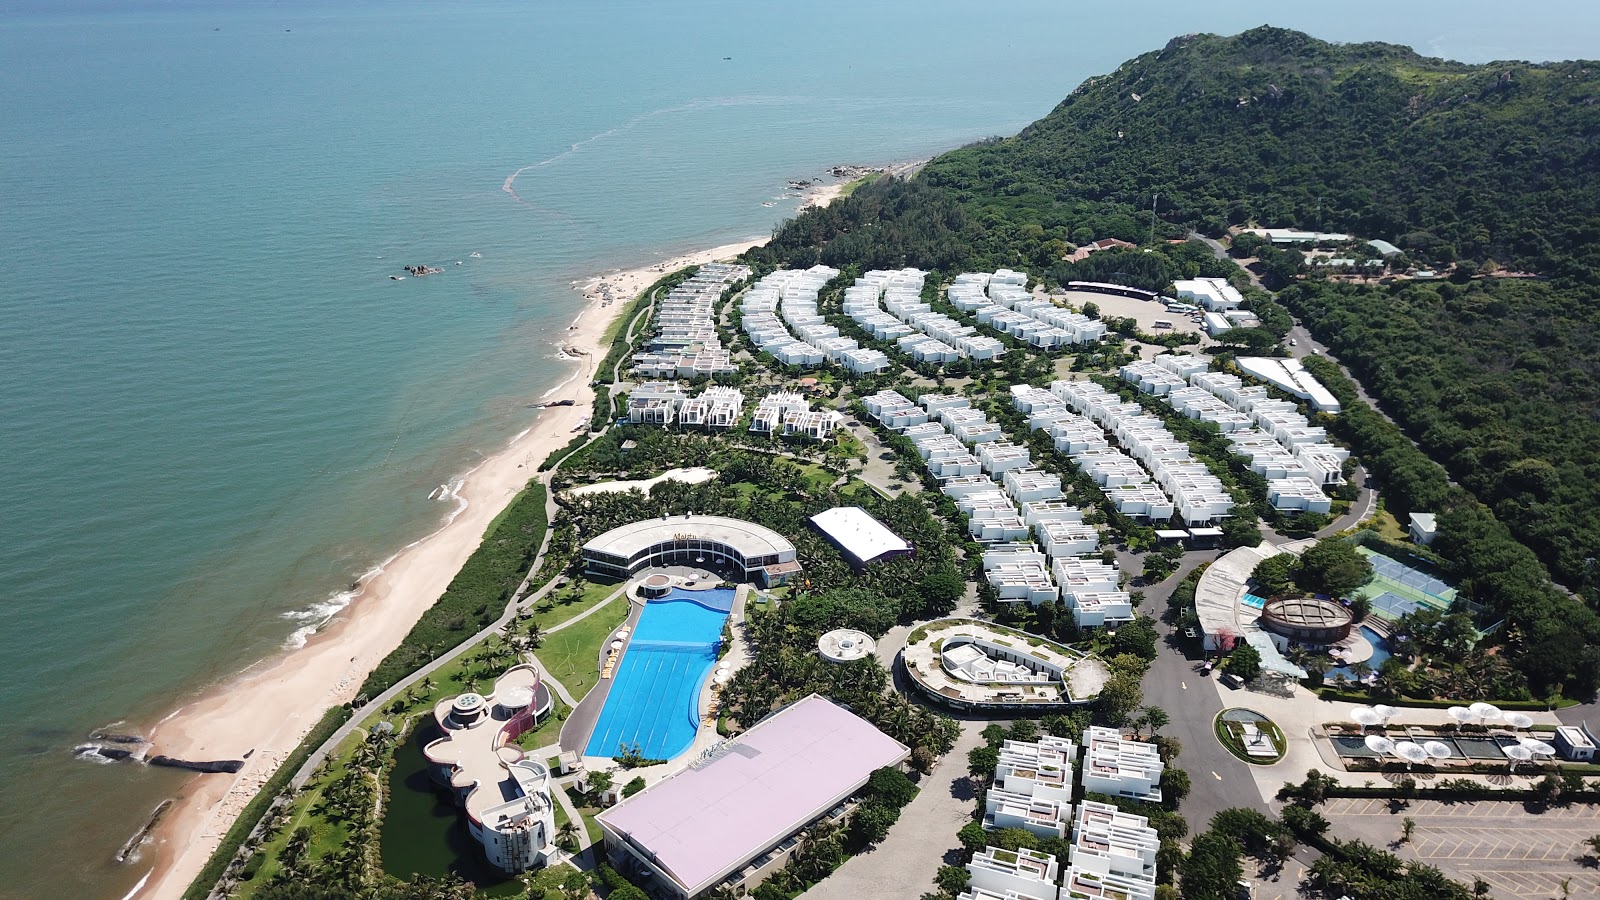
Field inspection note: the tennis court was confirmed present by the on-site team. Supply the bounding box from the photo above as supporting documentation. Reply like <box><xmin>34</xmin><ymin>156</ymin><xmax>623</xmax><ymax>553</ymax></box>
<box><xmin>1355</xmin><ymin>548</ymin><xmax>1456</xmax><ymax>620</ymax></box>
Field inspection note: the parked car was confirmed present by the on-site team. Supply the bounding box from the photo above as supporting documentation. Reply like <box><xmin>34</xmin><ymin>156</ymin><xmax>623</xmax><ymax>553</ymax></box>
<box><xmin>1221</xmin><ymin>672</ymin><xmax>1245</xmax><ymax>689</ymax></box>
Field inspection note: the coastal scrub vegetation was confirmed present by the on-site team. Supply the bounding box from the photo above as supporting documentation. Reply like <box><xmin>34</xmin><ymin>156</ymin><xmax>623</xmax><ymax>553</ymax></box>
<box><xmin>361</xmin><ymin>481</ymin><xmax>549</xmax><ymax>699</ymax></box>
<box><xmin>1286</xmin><ymin>278</ymin><xmax>1600</xmax><ymax>598</ymax></box>
<box><xmin>1301</xmin><ymin>354</ymin><xmax>1600</xmax><ymax>696</ymax></box>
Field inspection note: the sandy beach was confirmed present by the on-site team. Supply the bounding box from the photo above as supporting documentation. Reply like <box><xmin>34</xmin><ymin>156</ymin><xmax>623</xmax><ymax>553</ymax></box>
<box><xmin>570</xmin><ymin>181</ymin><xmax>846</xmax><ymax>308</ymax></box>
<box><xmin>132</xmin><ymin>178</ymin><xmax>854</xmax><ymax>900</ymax></box>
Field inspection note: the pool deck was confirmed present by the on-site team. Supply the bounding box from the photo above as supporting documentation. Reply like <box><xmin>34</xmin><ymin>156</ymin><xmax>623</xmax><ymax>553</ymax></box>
<box><xmin>558</xmin><ymin>568</ymin><xmax>750</xmax><ymax>777</ymax></box>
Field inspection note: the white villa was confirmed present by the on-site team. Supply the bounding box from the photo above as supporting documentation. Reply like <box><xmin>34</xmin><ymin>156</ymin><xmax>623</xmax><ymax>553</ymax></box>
<box><xmin>1080</xmin><ymin>726</ymin><xmax>1163</xmax><ymax>803</ymax></box>
<box><xmin>965</xmin><ymin>847</ymin><xmax>1061</xmax><ymax>900</ymax></box>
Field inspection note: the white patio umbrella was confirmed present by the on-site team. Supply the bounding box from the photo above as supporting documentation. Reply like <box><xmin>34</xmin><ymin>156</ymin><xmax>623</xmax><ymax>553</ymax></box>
<box><xmin>1521</xmin><ymin>737</ymin><xmax>1557</xmax><ymax>758</ymax></box>
<box><xmin>1504</xmin><ymin>712</ymin><xmax>1534</xmax><ymax>731</ymax></box>
<box><xmin>1469</xmin><ymin>702</ymin><xmax>1504</xmax><ymax>725</ymax></box>
<box><xmin>712</xmin><ymin>671</ymin><xmax>731</xmax><ymax>685</ymax></box>
<box><xmin>1423</xmin><ymin>740</ymin><xmax>1454</xmax><ymax>761</ymax></box>
<box><xmin>1350</xmin><ymin>706</ymin><xmax>1382</xmax><ymax>734</ymax></box>
<box><xmin>1394</xmin><ymin>741</ymin><xmax>1429</xmax><ymax>769</ymax></box>
<box><xmin>610</xmin><ymin>639</ymin><xmax>624</xmax><ymax>650</ymax></box>
<box><xmin>1364</xmin><ymin>734</ymin><xmax>1396</xmax><ymax>756</ymax></box>
<box><xmin>1504</xmin><ymin>743</ymin><xmax>1533</xmax><ymax>771</ymax></box>
<box><xmin>1373</xmin><ymin>704</ymin><xmax>1400</xmax><ymax>723</ymax></box>
<box><xmin>1446</xmin><ymin>706</ymin><xmax>1474</xmax><ymax>729</ymax></box>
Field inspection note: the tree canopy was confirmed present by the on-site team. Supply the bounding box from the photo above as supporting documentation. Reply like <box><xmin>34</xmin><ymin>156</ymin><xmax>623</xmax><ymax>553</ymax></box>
<box><xmin>1296</xmin><ymin>539</ymin><xmax>1375</xmax><ymax>598</ymax></box>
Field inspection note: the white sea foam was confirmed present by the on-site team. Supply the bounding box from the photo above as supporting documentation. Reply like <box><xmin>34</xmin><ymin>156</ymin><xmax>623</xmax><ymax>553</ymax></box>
<box><xmin>73</xmin><ymin>744</ymin><xmax>122</xmax><ymax>765</ymax></box>
<box><xmin>118</xmin><ymin>870</ymin><xmax>152</xmax><ymax>900</ymax></box>
<box><xmin>501</xmin><ymin>96</ymin><xmax>780</xmax><ymax>204</ymax></box>
<box><xmin>279</xmin><ymin>472</ymin><xmax>471</xmax><ymax>650</ymax></box>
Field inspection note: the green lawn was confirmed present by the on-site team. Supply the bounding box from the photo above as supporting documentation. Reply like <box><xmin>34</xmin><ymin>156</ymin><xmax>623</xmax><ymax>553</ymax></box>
<box><xmin>554</xmin><ymin>785</ymin><xmax>607</xmax><ymax>849</ymax></box>
<box><xmin>233</xmin><ymin>730</ymin><xmax>370</xmax><ymax>898</ymax></box>
<box><xmin>515</xmin><ymin>697</ymin><xmax>570</xmax><ymax>751</ymax></box>
<box><xmin>538</xmin><ymin>598</ymin><xmax>631</xmax><ymax>701</ymax></box>
<box><xmin>527</xmin><ymin>577</ymin><xmax>624</xmax><ymax>631</ymax></box>
<box><xmin>1370</xmin><ymin>507</ymin><xmax>1409</xmax><ymax>541</ymax></box>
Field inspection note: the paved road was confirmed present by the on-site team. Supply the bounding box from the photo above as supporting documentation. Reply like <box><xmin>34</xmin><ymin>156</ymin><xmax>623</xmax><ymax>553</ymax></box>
<box><xmin>800</xmin><ymin>721</ymin><xmax>985</xmax><ymax>900</ymax></box>
<box><xmin>1189</xmin><ymin>231</ymin><xmax>1261</xmax><ymax>289</ymax></box>
<box><xmin>1137</xmin><ymin>554</ymin><xmax>1275</xmax><ymax>831</ymax></box>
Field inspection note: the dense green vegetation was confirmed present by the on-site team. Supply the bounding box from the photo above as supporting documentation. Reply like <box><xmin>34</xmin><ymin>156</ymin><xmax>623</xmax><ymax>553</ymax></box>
<box><xmin>754</xmin><ymin>28</ymin><xmax>1600</xmax><ymax>279</ymax></box>
<box><xmin>1180</xmin><ymin>804</ymin><xmax>1474</xmax><ymax>900</ymax></box>
<box><xmin>927</xmin><ymin>28</ymin><xmax>1600</xmax><ymax>278</ymax></box>
<box><xmin>744</xmin><ymin>27</ymin><xmax>1600</xmax><ymax>697</ymax></box>
<box><xmin>1302</xmin><ymin>354</ymin><xmax>1600</xmax><ymax>695</ymax></box>
<box><xmin>1286</xmin><ymin>278</ymin><xmax>1600</xmax><ymax>593</ymax></box>
<box><xmin>361</xmin><ymin>482</ymin><xmax>548</xmax><ymax>698</ymax></box>
<box><xmin>560</xmin><ymin>433</ymin><xmax>963</xmax><ymax>621</ymax></box>
<box><xmin>184</xmin><ymin>708</ymin><xmax>352</xmax><ymax>900</ymax></box>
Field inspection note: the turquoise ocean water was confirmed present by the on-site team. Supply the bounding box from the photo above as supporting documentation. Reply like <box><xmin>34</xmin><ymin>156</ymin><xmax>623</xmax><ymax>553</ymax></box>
<box><xmin>1</xmin><ymin>2</ymin><xmax>1596</xmax><ymax>897</ymax></box>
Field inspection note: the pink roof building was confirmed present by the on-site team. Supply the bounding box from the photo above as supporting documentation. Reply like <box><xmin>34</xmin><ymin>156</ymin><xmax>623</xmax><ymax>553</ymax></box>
<box><xmin>597</xmin><ymin>694</ymin><xmax>910</xmax><ymax>898</ymax></box>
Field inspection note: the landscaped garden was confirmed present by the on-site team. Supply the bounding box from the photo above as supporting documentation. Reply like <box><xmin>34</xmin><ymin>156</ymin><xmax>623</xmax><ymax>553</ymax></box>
<box><xmin>1214</xmin><ymin>708</ymin><xmax>1286</xmax><ymax>765</ymax></box>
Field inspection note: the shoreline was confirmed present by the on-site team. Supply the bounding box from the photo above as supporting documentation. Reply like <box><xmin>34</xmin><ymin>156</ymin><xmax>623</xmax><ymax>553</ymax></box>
<box><xmin>131</xmin><ymin>175</ymin><xmax>854</xmax><ymax>900</ymax></box>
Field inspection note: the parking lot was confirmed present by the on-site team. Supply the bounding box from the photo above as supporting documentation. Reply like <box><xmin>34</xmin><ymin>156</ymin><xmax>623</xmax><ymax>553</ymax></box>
<box><xmin>1321</xmin><ymin>797</ymin><xmax>1600</xmax><ymax>898</ymax></box>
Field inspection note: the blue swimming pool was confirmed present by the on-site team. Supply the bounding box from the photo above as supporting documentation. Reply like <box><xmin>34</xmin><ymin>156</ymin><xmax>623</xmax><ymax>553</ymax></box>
<box><xmin>584</xmin><ymin>588</ymin><xmax>734</xmax><ymax>760</ymax></box>
<box><xmin>1327</xmin><ymin>625</ymin><xmax>1392</xmax><ymax>682</ymax></box>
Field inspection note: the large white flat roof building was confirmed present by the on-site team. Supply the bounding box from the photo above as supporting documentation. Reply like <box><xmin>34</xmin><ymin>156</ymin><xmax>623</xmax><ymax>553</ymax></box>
<box><xmin>1236</xmin><ymin>357</ymin><xmax>1341</xmax><ymax>413</ymax></box>
<box><xmin>809</xmin><ymin>506</ymin><xmax>914</xmax><ymax>567</ymax></box>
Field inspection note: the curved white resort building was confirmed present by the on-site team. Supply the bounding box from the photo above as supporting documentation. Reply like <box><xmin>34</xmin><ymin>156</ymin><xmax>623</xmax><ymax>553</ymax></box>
<box><xmin>901</xmin><ymin>619</ymin><xmax>1108</xmax><ymax>713</ymax></box>
<box><xmin>423</xmin><ymin>664</ymin><xmax>559</xmax><ymax>872</ymax></box>
<box><xmin>581</xmin><ymin>514</ymin><xmax>801</xmax><ymax>586</ymax></box>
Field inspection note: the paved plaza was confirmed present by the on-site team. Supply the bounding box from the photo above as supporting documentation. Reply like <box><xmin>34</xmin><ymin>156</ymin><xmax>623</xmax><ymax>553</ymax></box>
<box><xmin>1321</xmin><ymin>797</ymin><xmax>1600</xmax><ymax>898</ymax></box>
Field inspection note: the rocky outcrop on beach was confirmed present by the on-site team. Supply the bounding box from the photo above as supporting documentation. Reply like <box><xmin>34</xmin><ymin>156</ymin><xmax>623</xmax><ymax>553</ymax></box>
<box><xmin>148</xmin><ymin>755</ymin><xmax>245</xmax><ymax>774</ymax></box>
<box><xmin>75</xmin><ymin>743</ymin><xmax>138</xmax><ymax>762</ymax></box>
<box><xmin>827</xmin><ymin>164</ymin><xmax>888</xmax><ymax>179</ymax></box>
<box><xmin>89</xmin><ymin>730</ymin><xmax>147</xmax><ymax>745</ymax></box>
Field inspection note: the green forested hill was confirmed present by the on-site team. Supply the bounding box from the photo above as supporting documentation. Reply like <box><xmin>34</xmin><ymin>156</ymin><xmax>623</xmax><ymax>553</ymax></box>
<box><xmin>923</xmin><ymin>26</ymin><xmax>1600</xmax><ymax>276</ymax></box>
<box><xmin>756</xmin><ymin>26</ymin><xmax>1600</xmax><ymax>277</ymax></box>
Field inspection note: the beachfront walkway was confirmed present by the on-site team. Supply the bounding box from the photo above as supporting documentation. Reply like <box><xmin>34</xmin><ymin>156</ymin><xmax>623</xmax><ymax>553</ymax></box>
<box><xmin>800</xmin><ymin>720</ymin><xmax>985</xmax><ymax>900</ymax></box>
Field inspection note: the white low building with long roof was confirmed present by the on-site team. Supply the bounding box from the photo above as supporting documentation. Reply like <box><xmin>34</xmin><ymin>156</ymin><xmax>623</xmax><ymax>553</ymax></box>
<box><xmin>809</xmin><ymin>506</ymin><xmax>914</xmax><ymax>568</ymax></box>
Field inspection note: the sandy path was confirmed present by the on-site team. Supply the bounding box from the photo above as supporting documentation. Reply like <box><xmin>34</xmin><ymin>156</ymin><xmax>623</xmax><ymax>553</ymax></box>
<box><xmin>133</xmin><ymin>178</ymin><xmax>855</xmax><ymax>900</ymax></box>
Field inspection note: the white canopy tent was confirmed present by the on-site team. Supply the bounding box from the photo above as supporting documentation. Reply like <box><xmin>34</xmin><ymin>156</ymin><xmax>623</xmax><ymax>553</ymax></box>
<box><xmin>1350</xmin><ymin>706</ymin><xmax>1382</xmax><ymax>734</ymax></box>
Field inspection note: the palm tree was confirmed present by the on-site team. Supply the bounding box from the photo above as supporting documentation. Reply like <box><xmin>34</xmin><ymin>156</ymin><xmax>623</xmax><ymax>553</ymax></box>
<box><xmin>556</xmin><ymin>820</ymin><xmax>579</xmax><ymax>851</ymax></box>
<box><xmin>1141</xmin><ymin>706</ymin><xmax>1170</xmax><ymax>736</ymax></box>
